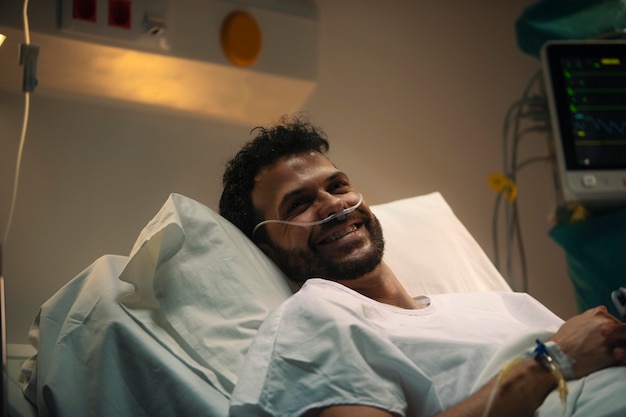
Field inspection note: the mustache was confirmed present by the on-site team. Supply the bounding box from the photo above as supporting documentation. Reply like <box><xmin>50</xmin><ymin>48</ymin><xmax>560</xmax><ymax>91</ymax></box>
<box><xmin>314</xmin><ymin>209</ymin><xmax>371</xmax><ymax>238</ymax></box>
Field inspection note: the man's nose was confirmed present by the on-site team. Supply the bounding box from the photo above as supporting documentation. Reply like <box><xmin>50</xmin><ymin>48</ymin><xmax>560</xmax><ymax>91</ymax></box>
<box><xmin>318</xmin><ymin>193</ymin><xmax>345</xmax><ymax>220</ymax></box>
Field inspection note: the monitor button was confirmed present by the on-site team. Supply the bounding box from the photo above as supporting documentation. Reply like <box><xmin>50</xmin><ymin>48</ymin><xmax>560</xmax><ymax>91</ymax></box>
<box><xmin>582</xmin><ymin>174</ymin><xmax>597</xmax><ymax>188</ymax></box>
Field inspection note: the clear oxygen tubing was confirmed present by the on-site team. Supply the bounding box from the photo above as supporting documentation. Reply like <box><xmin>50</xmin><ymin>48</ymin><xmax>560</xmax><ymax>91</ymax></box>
<box><xmin>252</xmin><ymin>193</ymin><xmax>364</xmax><ymax>238</ymax></box>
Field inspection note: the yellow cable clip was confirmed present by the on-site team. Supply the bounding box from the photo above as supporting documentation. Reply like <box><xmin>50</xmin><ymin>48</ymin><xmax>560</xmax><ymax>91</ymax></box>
<box><xmin>567</xmin><ymin>202</ymin><xmax>590</xmax><ymax>223</ymax></box>
<box><xmin>488</xmin><ymin>173</ymin><xmax>517</xmax><ymax>203</ymax></box>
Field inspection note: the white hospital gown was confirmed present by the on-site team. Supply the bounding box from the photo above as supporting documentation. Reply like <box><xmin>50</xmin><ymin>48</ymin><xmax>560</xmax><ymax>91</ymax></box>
<box><xmin>229</xmin><ymin>278</ymin><xmax>566</xmax><ymax>417</ymax></box>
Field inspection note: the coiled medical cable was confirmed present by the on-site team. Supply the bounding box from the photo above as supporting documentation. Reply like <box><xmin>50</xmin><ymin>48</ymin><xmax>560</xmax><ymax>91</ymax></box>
<box><xmin>252</xmin><ymin>193</ymin><xmax>363</xmax><ymax>238</ymax></box>
<box><xmin>492</xmin><ymin>69</ymin><xmax>552</xmax><ymax>292</ymax></box>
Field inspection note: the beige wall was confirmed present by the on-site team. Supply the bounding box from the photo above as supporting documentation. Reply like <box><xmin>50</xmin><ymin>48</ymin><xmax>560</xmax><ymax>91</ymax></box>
<box><xmin>0</xmin><ymin>0</ymin><xmax>578</xmax><ymax>344</ymax></box>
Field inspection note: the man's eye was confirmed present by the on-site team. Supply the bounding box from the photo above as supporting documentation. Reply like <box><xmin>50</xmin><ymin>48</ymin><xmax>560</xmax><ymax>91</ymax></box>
<box><xmin>329</xmin><ymin>182</ymin><xmax>350</xmax><ymax>193</ymax></box>
<box><xmin>287</xmin><ymin>199</ymin><xmax>309</xmax><ymax>217</ymax></box>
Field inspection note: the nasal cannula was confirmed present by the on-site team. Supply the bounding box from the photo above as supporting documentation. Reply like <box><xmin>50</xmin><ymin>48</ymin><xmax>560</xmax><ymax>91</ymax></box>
<box><xmin>252</xmin><ymin>193</ymin><xmax>364</xmax><ymax>238</ymax></box>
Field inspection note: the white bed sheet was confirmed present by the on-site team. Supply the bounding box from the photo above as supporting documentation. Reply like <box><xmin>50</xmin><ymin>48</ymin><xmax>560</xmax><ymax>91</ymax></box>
<box><xmin>7</xmin><ymin>344</ymin><xmax>37</xmax><ymax>417</ymax></box>
<box><xmin>21</xmin><ymin>254</ymin><xmax>229</xmax><ymax>417</ymax></box>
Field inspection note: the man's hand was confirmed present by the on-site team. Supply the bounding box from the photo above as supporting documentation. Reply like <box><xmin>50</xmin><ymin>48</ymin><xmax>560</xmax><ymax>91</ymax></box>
<box><xmin>550</xmin><ymin>306</ymin><xmax>626</xmax><ymax>379</ymax></box>
<box><xmin>603</xmin><ymin>317</ymin><xmax>626</xmax><ymax>362</ymax></box>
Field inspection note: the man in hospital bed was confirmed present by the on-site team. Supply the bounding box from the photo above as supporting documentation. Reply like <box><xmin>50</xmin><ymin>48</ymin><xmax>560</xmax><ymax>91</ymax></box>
<box><xmin>219</xmin><ymin>115</ymin><xmax>626</xmax><ymax>417</ymax></box>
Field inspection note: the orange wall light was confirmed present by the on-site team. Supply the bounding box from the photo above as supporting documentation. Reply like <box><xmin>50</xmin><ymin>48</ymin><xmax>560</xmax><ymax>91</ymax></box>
<box><xmin>220</xmin><ymin>11</ymin><xmax>262</xmax><ymax>67</ymax></box>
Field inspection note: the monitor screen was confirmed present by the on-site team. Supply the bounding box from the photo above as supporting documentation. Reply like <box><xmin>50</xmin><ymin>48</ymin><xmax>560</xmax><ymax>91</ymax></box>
<box><xmin>541</xmin><ymin>40</ymin><xmax>626</xmax><ymax>207</ymax></box>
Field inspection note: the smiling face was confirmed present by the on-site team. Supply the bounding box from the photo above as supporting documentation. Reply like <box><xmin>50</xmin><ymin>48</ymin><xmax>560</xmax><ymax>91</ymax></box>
<box><xmin>251</xmin><ymin>151</ymin><xmax>385</xmax><ymax>283</ymax></box>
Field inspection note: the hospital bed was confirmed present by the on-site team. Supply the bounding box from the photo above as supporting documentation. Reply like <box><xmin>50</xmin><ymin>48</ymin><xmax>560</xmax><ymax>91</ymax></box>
<box><xmin>2</xmin><ymin>192</ymin><xmax>544</xmax><ymax>416</ymax></box>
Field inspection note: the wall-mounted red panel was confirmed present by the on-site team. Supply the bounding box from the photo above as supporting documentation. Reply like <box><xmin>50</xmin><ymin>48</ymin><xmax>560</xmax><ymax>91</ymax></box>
<box><xmin>109</xmin><ymin>0</ymin><xmax>131</xmax><ymax>29</ymax></box>
<box><xmin>73</xmin><ymin>0</ymin><xmax>97</xmax><ymax>22</ymax></box>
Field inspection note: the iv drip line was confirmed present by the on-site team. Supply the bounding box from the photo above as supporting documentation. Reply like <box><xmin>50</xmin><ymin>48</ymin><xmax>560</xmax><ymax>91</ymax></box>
<box><xmin>252</xmin><ymin>193</ymin><xmax>364</xmax><ymax>238</ymax></box>
<box><xmin>3</xmin><ymin>0</ymin><xmax>32</xmax><ymax>247</ymax></box>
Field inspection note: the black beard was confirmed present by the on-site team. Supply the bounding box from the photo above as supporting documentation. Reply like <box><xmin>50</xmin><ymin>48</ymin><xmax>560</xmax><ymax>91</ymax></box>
<box><xmin>267</xmin><ymin>212</ymin><xmax>385</xmax><ymax>283</ymax></box>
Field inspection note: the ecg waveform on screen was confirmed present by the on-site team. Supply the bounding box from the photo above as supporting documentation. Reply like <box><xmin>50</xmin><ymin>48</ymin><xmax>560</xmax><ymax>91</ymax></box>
<box><xmin>563</xmin><ymin>59</ymin><xmax>626</xmax><ymax>143</ymax></box>
<box><xmin>573</xmin><ymin>114</ymin><xmax>626</xmax><ymax>140</ymax></box>
<box><xmin>555</xmin><ymin>53</ymin><xmax>626</xmax><ymax>169</ymax></box>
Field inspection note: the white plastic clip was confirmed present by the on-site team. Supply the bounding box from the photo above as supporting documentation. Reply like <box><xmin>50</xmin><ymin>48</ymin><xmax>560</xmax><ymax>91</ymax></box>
<box><xmin>612</xmin><ymin>287</ymin><xmax>626</xmax><ymax>319</ymax></box>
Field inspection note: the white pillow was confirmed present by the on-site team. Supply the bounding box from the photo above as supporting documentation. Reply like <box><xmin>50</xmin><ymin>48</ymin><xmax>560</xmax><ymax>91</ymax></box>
<box><xmin>118</xmin><ymin>192</ymin><xmax>509</xmax><ymax>397</ymax></box>
<box><xmin>371</xmin><ymin>192</ymin><xmax>511</xmax><ymax>295</ymax></box>
<box><xmin>119</xmin><ymin>193</ymin><xmax>293</xmax><ymax>396</ymax></box>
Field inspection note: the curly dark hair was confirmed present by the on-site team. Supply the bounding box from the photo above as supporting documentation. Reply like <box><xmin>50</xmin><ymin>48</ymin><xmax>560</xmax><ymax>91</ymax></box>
<box><xmin>219</xmin><ymin>115</ymin><xmax>330</xmax><ymax>240</ymax></box>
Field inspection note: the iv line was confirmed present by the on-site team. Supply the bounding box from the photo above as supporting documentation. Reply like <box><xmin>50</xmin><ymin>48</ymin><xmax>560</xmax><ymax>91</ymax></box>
<box><xmin>3</xmin><ymin>0</ymin><xmax>32</xmax><ymax>247</ymax></box>
<box><xmin>252</xmin><ymin>193</ymin><xmax>364</xmax><ymax>238</ymax></box>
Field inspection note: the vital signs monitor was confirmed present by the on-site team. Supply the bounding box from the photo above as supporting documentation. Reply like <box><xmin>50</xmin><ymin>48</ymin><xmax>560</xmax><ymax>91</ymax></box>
<box><xmin>541</xmin><ymin>40</ymin><xmax>626</xmax><ymax>207</ymax></box>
